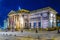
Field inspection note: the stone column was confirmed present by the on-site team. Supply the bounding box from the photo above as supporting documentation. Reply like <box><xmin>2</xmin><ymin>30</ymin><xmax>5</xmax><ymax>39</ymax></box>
<box><xmin>14</xmin><ymin>15</ymin><xmax>16</xmax><ymax>30</ymax></box>
<box><xmin>53</xmin><ymin>14</ymin><xmax>56</xmax><ymax>27</ymax></box>
<box><xmin>15</xmin><ymin>15</ymin><xmax>17</xmax><ymax>29</ymax></box>
<box><xmin>19</xmin><ymin>15</ymin><xmax>21</xmax><ymax>30</ymax></box>
<box><xmin>41</xmin><ymin>16</ymin><xmax>42</xmax><ymax>28</ymax></box>
<box><xmin>18</xmin><ymin>15</ymin><xmax>20</xmax><ymax>28</ymax></box>
<box><xmin>9</xmin><ymin>16</ymin><xmax>12</xmax><ymax>31</ymax></box>
<box><xmin>12</xmin><ymin>15</ymin><xmax>15</xmax><ymax>31</ymax></box>
<box><xmin>8</xmin><ymin>17</ymin><xmax>10</xmax><ymax>28</ymax></box>
<box><xmin>7</xmin><ymin>18</ymin><xmax>9</xmax><ymax>28</ymax></box>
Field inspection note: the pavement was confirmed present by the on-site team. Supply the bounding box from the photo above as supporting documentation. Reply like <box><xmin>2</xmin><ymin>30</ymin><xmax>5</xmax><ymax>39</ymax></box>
<box><xmin>0</xmin><ymin>30</ymin><xmax>60</xmax><ymax>40</ymax></box>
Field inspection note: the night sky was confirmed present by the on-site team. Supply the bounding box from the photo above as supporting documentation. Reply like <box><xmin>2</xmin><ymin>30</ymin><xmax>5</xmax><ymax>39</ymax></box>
<box><xmin>0</xmin><ymin>0</ymin><xmax>60</xmax><ymax>27</ymax></box>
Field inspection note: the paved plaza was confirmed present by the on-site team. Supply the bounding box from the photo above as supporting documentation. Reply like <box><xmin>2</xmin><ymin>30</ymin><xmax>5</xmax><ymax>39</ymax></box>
<box><xmin>0</xmin><ymin>31</ymin><xmax>60</xmax><ymax>40</ymax></box>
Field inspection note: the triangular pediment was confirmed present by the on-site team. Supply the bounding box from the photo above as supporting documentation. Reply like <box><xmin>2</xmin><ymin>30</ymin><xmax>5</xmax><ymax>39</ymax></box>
<box><xmin>8</xmin><ymin>10</ymin><xmax>16</xmax><ymax>15</ymax></box>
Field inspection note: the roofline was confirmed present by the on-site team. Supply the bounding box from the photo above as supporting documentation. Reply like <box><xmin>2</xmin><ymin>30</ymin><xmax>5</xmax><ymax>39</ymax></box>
<box><xmin>30</xmin><ymin>7</ymin><xmax>57</xmax><ymax>14</ymax></box>
<box><xmin>8</xmin><ymin>10</ymin><xmax>16</xmax><ymax>16</ymax></box>
<box><xmin>16</xmin><ymin>9</ymin><xmax>30</xmax><ymax>13</ymax></box>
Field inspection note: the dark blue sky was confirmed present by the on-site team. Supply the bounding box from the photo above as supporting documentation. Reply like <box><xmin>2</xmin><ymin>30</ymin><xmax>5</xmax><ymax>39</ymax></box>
<box><xmin>0</xmin><ymin>0</ymin><xmax>60</xmax><ymax>26</ymax></box>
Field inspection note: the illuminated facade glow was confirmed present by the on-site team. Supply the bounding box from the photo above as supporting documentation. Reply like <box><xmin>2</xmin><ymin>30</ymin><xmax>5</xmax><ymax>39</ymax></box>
<box><xmin>20</xmin><ymin>16</ymin><xmax>24</xmax><ymax>25</ymax></box>
<box><xmin>7</xmin><ymin>7</ymin><xmax>57</xmax><ymax>31</ymax></box>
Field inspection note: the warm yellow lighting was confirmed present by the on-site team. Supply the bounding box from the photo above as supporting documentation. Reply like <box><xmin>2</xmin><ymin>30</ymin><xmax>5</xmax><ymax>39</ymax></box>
<box><xmin>20</xmin><ymin>16</ymin><xmax>24</xmax><ymax>24</ymax></box>
<box><xmin>19</xmin><ymin>16</ymin><xmax>24</xmax><ymax>28</ymax></box>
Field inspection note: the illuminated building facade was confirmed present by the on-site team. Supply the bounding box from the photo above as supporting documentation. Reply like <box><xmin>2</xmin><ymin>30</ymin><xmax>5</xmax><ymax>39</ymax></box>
<box><xmin>29</xmin><ymin>7</ymin><xmax>57</xmax><ymax>29</ymax></box>
<box><xmin>7</xmin><ymin>7</ymin><xmax>57</xmax><ymax>31</ymax></box>
<box><xmin>8</xmin><ymin>9</ymin><xmax>29</xmax><ymax>31</ymax></box>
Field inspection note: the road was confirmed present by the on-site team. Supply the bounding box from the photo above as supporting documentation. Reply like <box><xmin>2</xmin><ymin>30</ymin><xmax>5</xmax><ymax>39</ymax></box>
<box><xmin>0</xmin><ymin>31</ymin><xmax>60</xmax><ymax>40</ymax></box>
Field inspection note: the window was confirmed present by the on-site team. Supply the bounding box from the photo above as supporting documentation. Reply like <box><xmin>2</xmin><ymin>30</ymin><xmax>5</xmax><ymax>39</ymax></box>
<box><xmin>33</xmin><ymin>22</ymin><xmax>36</xmax><ymax>28</ymax></box>
<box><xmin>30</xmin><ymin>23</ymin><xmax>31</xmax><ymax>28</ymax></box>
<box><xmin>58</xmin><ymin>23</ymin><xmax>60</xmax><ymax>27</ymax></box>
<box><xmin>38</xmin><ymin>22</ymin><xmax>41</xmax><ymax>28</ymax></box>
<box><xmin>50</xmin><ymin>13</ymin><xmax>53</xmax><ymax>17</ymax></box>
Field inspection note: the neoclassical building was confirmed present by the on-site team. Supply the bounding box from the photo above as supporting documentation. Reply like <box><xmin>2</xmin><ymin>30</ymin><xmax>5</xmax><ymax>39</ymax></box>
<box><xmin>8</xmin><ymin>9</ymin><xmax>30</xmax><ymax>31</ymax></box>
<box><xmin>7</xmin><ymin>7</ymin><xmax>57</xmax><ymax>31</ymax></box>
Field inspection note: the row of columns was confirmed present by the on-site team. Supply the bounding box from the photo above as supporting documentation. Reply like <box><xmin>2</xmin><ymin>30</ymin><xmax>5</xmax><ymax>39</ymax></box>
<box><xmin>8</xmin><ymin>14</ymin><xmax>24</xmax><ymax>31</ymax></box>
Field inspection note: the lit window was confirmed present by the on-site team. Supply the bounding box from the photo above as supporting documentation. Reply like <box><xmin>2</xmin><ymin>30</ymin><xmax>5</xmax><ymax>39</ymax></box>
<box><xmin>50</xmin><ymin>13</ymin><xmax>53</xmax><ymax>17</ymax></box>
<box><xmin>53</xmin><ymin>15</ymin><xmax>55</xmax><ymax>17</ymax></box>
<box><xmin>50</xmin><ymin>20</ymin><xmax>53</xmax><ymax>22</ymax></box>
